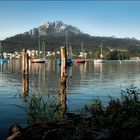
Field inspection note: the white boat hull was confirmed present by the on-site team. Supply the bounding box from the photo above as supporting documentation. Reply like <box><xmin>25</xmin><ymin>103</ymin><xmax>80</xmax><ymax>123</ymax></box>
<box><xmin>31</xmin><ymin>58</ymin><xmax>45</xmax><ymax>63</ymax></box>
<box><xmin>94</xmin><ymin>59</ymin><xmax>105</xmax><ymax>63</ymax></box>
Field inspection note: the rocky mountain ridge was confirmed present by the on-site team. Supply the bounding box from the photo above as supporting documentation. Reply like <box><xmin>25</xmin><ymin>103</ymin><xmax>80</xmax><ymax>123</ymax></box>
<box><xmin>23</xmin><ymin>20</ymin><xmax>83</xmax><ymax>37</ymax></box>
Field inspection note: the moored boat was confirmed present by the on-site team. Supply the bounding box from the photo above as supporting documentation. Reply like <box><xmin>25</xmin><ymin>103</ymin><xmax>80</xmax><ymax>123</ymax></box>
<box><xmin>0</xmin><ymin>58</ymin><xmax>8</xmax><ymax>64</ymax></box>
<box><xmin>94</xmin><ymin>59</ymin><xmax>105</xmax><ymax>63</ymax></box>
<box><xmin>31</xmin><ymin>57</ymin><xmax>45</xmax><ymax>63</ymax></box>
<box><xmin>75</xmin><ymin>42</ymin><xmax>87</xmax><ymax>64</ymax></box>
<box><xmin>0</xmin><ymin>41</ymin><xmax>8</xmax><ymax>64</ymax></box>
<box><xmin>57</xmin><ymin>58</ymin><xmax>73</xmax><ymax>66</ymax></box>
<box><xmin>31</xmin><ymin>38</ymin><xmax>46</xmax><ymax>63</ymax></box>
<box><xmin>94</xmin><ymin>43</ymin><xmax>105</xmax><ymax>64</ymax></box>
<box><xmin>75</xmin><ymin>59</ymin><xmax>86</xmax><ymax>64</ymax></box>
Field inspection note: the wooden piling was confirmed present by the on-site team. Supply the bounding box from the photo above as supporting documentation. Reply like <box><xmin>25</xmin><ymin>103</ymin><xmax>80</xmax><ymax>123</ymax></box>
<box><xmin>22</xmin><ymin>49</ymin><xmax>29</xmax><ymax>75</ymax></box>
<box><xmin>61</xmin><ymin>47</ymin><xmax>67</xmax><ymax>80</ymax></box>
<box><xmin>60</xmin><ymin>46</ymin><xmax>67</xmax><ymax>117</ymax></box>
<box><xmin>22</xmin><ymin>49</ymin><xmax>29</xmax><ymax>97</ymax></box>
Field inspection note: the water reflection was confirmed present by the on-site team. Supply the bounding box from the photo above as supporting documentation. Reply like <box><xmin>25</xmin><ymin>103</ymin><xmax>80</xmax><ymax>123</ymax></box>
<box><xmin>0</xmin><ymin>63</ymin><xmax>4</xmax><ymax>75</ymax></box>
<box><xmin>29</xmin><ymin>60</ymin><xmax>59</xmax><ymax>94</ymax></box>
<box><xmin>60</xmin><ymin>62</ymin><xmax>67</xmax><ymax>117</ymax></box>
<box><xmin>94</xmin><ymin>63</ymin><xmax>103</xmax><ymax>81</ymax></box>
<box><xmin>1</xmin><ymin>60</ymin><xmax>140</xmax><ymax>107</ymax></box>
<box><xmin>1</xmin><ymin>60</ymin><xmax>140</xmax><ymax>138</ymax></box>
<box><xmin>76</xmin><ymin>63</ymin><xmax>87</xmax><ymax>75</ymax></box>
<box><xmin>22</xmin><ymin>74</ymin><xmax>29</xmax><ymax>98</ymax></box>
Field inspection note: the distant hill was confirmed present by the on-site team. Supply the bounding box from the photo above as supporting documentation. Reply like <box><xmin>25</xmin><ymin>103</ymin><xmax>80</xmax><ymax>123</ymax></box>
<box><xmin>2</xmin><ymin>20</ymin><xmax>140</xmax><ymax>53</ymax></box>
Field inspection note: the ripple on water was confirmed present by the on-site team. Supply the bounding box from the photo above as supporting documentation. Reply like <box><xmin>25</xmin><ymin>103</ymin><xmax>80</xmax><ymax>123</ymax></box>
<box><xmin>1</xmin><ymin>60</ymin><xmax>140</xmax><ymax>139</ymax></box>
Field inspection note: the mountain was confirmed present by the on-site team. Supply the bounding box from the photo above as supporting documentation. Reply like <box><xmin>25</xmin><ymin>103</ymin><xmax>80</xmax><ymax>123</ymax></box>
<box><xmin>2</xmin><ymin>20</ymin><xmax>140</xmax><ymax>53</ymax></box>
<box><xmin>29</xmin><ymin>20</ymin><xmax>82</xmax><ymax>36</ymax></box>
<box><xmin>3</xmin><ymin>20</ymin><xmax>86</xmax><ymax>52</ymax></box>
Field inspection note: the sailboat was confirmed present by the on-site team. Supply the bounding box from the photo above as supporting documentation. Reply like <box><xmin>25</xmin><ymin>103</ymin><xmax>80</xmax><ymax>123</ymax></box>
<box><xmin>94</xmin><ymin>43</ymin><xmax>105</xmax><ymax>63</ymax></box>
<box><xmin>75</xmin><ymin>42</ymin><xmax>87</xmax><ymax>64</ymax></box>
<box><xmin>31</xmin><ymin>39</ymin><xmax>46</xmax><ymax>63</ymax></box>
<box><xmin>0</xmin><ymin>41</ymin><xmax>8</xmax><ymax>64</ymax></box>
<box><xmin>57</xmin><ymin>31</ymin><xmax>73</xmax><ymax>66</ymax></box>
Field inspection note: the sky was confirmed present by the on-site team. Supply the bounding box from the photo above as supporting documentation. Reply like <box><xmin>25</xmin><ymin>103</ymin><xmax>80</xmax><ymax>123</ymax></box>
<box><xmin>0</xmin><ymin>1</ymin><xmax>140</xmax><ymax>40</ymax></box>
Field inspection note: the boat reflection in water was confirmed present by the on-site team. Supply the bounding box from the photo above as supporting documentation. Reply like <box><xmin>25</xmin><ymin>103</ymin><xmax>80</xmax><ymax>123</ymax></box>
<box><xmin>94</xmin><ymin>43</ymin><xmax>105</xmax><ymax>64</ymax></box>
<box><xmin>76</xmin><ymin>62</ymin><xmax>87</xmax><ymax>75</ymax></box>
<box><xmin>94</xmin><ymin>62</ymin><xmax>103</xmax><ymax>82</ymax></box>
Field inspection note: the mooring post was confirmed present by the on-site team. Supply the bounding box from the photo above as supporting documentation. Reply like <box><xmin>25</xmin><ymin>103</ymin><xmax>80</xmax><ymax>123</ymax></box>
<box><xmin>22</xmin><ymin>49</ymin><xmax>29</xmax><ymax>97</ymax></box>
<box><xmin>60</xmin><ymin>46</ymin><xmax>67</xmax><ymax>117</ymax></box>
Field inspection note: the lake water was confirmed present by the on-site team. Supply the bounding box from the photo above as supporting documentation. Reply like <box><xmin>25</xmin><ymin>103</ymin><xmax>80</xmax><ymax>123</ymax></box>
<box><xmin>0</xmin><ymin>59</ymin><xmax>140</xmax><ymax>139</ymax></box>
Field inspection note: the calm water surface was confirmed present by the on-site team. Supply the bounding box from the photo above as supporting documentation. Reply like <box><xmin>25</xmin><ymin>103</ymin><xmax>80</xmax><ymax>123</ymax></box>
<box><xmin>0</xmin><ymin>59</ymin><xmax>140</xmax><ymax>139</ymax></box>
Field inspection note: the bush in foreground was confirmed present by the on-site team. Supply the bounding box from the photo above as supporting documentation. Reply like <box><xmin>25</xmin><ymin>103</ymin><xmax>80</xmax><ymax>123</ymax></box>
<box><xmin>7</xmin><ymin>86</ymin><xmax>140</xmax><ymax>140</ymax></box>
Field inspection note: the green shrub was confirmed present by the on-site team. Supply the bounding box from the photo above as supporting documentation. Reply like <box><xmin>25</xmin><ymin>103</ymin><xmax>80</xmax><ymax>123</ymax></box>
<box><xmin>87</xmin><ymin>85</ymin><xmax>140</xmax><ymax>139</ymax></box>
<box><xmin>23</xmin><ymin>92</ymin><xmax>61</xmax><ymax>124</ymax></box>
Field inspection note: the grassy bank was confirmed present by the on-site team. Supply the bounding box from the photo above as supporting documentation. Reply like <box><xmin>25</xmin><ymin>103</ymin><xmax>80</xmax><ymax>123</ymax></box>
<box><xmin>8</xmin><ymin>85</ymin><xmax>140</xmax><ymax>140</ymax></box>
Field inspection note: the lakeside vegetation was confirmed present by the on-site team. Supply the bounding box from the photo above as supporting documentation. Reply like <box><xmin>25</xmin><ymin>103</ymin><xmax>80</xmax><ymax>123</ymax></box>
<box><xmin>7</xmin><ymin>85</ymin><xmax>140</xmax><ymax>140</ymax></box>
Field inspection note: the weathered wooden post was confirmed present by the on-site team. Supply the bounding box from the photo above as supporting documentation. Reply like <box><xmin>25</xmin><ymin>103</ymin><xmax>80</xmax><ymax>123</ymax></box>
<box><xmin>22</xmin><ymin>49</ymin><xmax>29</xmax><ymax>97</ymax></box>
<box><xmin>60</xmin><ymin>46</ymin><xmax>67</xmax><ymax>117</ymax></box>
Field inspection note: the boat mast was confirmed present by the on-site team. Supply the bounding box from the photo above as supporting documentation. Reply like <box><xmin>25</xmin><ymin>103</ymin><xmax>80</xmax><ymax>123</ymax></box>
<box><xmin>81</xmin><ymin>42</ymin><xmax>84</xmax><ymax>59</ymax></box>
<box><xmin>69</xmin><ymin>42</ymin><xmax>72</xmax><ymax>59</ymax></box>
<box><xmin>0</xmin><ymin>41</ymin><xmax>1</xmax><ymax>53</ymax></box>
<box><xmin>66</xmin><ymin>30</ymin><xmax>69</xmax><ymax>58</ymax></box>
<box><xmin>38</xmin><ymin>29</ymin><xmax>41</xmax><ymax>58</ymax></box>
<box><xmin>81</xmin><ymin>42</ymin><xmax>84</xmax><ymax>51</ymax></box>
<box><xmin>100</xmin><ymin>43</ymin><xmax>103</xmax><ymax>58</ymax></box>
